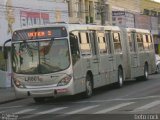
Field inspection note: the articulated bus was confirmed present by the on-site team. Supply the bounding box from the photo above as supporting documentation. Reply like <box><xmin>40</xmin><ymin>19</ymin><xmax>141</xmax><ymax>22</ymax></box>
<box><xmin>3</xmin><ymin>24</ymin><xmax>156</xmax><ymax>102</ymax></box>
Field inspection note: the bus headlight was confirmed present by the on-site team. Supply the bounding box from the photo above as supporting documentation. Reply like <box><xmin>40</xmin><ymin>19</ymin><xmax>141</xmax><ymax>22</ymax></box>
<box><xmin>57</xmin><ymin>75</ymin><xmax>72</xmax><ymax>86</ymax></box>
<box><xmin>14</xmin><ymin>80</ymin><xmax>25</xmax><ymax>88</ymax></box>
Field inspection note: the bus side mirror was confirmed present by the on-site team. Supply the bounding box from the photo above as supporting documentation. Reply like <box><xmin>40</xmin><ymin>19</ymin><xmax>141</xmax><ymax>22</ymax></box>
<box><xmin>3</xmin><ymin>39</ymin><xmax>11</xmax><ymax>59</ymax></box>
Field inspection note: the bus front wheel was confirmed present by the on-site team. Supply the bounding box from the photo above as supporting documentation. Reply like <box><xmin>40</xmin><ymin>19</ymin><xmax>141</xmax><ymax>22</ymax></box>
<box><xmin>84</xmin><ymin>75</ymin><xmax>93</xmax><ymax>98</ymax></box>
<box><xmin>142</xmin><ymin>64</ymin><xmax>149</xmax><ymax>80</ymax></box>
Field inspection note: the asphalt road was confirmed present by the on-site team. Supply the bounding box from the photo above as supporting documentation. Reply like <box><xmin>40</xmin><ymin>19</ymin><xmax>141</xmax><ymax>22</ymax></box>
<box><xmin>0</xmin><ymin>74</ymin><xmax>160</xmax><ymax>120</ymax></box>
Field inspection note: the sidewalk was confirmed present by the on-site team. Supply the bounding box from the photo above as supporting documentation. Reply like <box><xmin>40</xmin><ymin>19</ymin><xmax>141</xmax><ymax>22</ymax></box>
<box><xmin>0</xmin><ymin>87</ymin><xmax>17</xmax><ymax>104</ymax></box>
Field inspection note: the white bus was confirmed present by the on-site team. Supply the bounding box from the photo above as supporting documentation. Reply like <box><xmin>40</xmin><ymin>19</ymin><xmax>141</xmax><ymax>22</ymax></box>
<box><xmin>3</xmin><ymin>24</ymin><xmax>156</xmax><ymax>102</ymax></box>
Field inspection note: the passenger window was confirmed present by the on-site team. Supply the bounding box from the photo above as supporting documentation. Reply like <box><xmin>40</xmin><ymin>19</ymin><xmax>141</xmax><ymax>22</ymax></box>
<box><xmin>128</xmin><ymin>33</ymin><xmax>137</xmax><ymax>52</ymax></box>
<box><xmin>89</xmin><ymin>31</ymin><xmax>97</xmax><ymax>55</ymax></box>
<box><xmin>137</xmin><ymin>34</ymin><xmax>144</xmax><ymax>51</ymax></box>
<box><xmin>148</xmin><ymin>35</ymin><xmax>153</xmax><ymax>50</ymax></box>
<box><xmin>112</xmin><ymin>32</ymin><xmax>122</xmax><ymax>53</ymax></box>
<box><xmin>128</xmin><ymin>33</ymin><xmax>133</xmax><ymax>52</ymax></box>
<box><xmin>70</xmin><ymin>32</ymin><xmax>80</xmax><ymax>65</ymax></box>
<box><xmin>143</xmin><ymin>34</ymin><xmax>149</xmax><ymax>50</ymax></box>
<box><xmin>97</xmin><ymin>32</ymin><xmax>107</xmax><ymax>54</ymax></box>
<box><xmin>105</xmin><ymin>32</ymin><xmax>112</xmax><ymax>54</ymax></box>
<box><xmin>79</xmin><ymin>32</ymin><xmax>91</xmax><ymax>55</ymax></box>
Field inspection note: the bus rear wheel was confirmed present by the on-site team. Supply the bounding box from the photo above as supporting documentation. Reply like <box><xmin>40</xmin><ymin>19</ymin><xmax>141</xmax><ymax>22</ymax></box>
<box><xmin>116</xmin><ymin>68</ymin><xmax>124</xmax><ymax>88</ymax></box>
<box><xmin>142</xmin><ymin>64</ymin><xmax>149</xmax><ymax>80</ymax></box>
<box><xmin>84</xmin><ymin>75</ymin><xmax>93</xmax><ymax>98</ymax></box>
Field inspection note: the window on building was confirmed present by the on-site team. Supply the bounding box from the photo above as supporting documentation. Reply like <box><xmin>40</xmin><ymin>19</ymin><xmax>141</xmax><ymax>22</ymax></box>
<box><xmin>67</xmin><ymin>0</ymin><xmax>72</xmax><ymax>17</ymax></box>
<box><xmin>89</xmin><ymin>1</ymin><xmax>94</xmax><ymax>19</ymax></box>
<box><xmin>151</xmin><ymin>10</ymin><xmax>157</xmax><ymax>17</ymax></box>
<box><xmin>112</xmin><ymin>32</ymin><xmax>122</xmax><ymax>53</ymax></box>
<box><xmin>95</xmin><ymin>2</ymin><xmax>101</xmax><ymax>20</ymax></box>
<box><xmin>79</xmin><ymin>32</ymin><xmax>91</xmax><ymax>55</ymax></box>
<box><xmin>143</xmin><ymin>9</ymin><xmax>150</xmax><ymax>15</ymax></box>
<box><xmin>75</xmin><ymin>0</ymin><xmax>82</xmax><ymax>18</ymax></box>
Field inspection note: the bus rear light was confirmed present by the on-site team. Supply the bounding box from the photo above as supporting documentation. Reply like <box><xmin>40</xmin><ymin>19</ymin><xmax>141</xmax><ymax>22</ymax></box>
<box><xmin>57</xmin><ymin>75</ymin><xmax>72</xmax><ymax>86</ymax></box>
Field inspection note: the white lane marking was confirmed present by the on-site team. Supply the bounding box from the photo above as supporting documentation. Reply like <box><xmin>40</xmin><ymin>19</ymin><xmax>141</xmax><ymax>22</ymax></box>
<box><xmin>132</xmin><ymin>100</ymin><xmax>160</xmax><ymax>112</ymax></box>
<box><xmin>95</xmin><ymin>102</ymin><xmax>134</xmax><ymax>114</ymax></box>
<box><xmin>65</xmin><ymin>105</ymin><xmax>99</xmax><ymax>114</ymax></box>
<box><xmin>36</xmin><ymin>107</ymin><xmax>67</xmax><ymax>114</ymax></box>
<box><xmin>14</xmin><ymin>108</ymin><xmax>35</xmax><ymax>114</ymax></box>
<box><xmin>72</xmin><ymin>95</ymin><xmax>160</xmax><ymax>103</ymax></box>
<box><xmin>0</xmin><ymin>106</ymin><xmax>23</xmax><ymax>109</ymax></box>
<box><xmin>22</xmin><ymin>107</ymin><xmax>67</xmax><ymax>119</ymax></box>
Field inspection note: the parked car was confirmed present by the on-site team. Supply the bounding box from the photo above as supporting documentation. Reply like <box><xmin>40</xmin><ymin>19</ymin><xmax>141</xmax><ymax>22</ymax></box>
<box><xmin>155</xmin><ymin>54</ymin><xmax>160</xmax><ymax>73</ymax></box>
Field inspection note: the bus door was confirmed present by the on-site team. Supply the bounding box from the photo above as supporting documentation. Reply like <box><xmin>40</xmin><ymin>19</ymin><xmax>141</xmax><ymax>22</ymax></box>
<box><xmin>96</xmin><ymin>31</ymin><xmax>108</xmax><ymax>86</ymax></box>
<box><xmin>130</xmin><ymin>32</ymin><xmax>139</xmax><ymax>76</ymax></box>
<box><xmin>105</xmin><ymin>31</ymin><xmax>116</xmax><ymax>84</ymax></box>
<box><xmin>89</xmin><ymin>31</ymin><xmax>101</xmax><ymax>87</ymax></box>
<box><xmin>106</xmin><ymin>31</ymin><xmax>115</xmax><ymax>72</ymax></box>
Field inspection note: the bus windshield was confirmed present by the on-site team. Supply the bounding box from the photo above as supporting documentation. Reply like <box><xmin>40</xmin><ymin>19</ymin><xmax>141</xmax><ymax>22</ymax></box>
<box><xmin>12</xmin><ymin>39</ymin><xmax>70</xmax><ymax>74</ymax></box>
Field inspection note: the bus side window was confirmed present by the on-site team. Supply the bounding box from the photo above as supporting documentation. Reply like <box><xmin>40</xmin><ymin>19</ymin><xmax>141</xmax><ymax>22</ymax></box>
<box><xmin>79</xmin><ymin>32</ymin><xmax>92</xmax><ymax>56</ymax></box>
<box><xmin>148</xmin><ymin>34</ymin><xmax>153</xmax><ymax>50</ymax></box>
<box><xmin>89</xmin><ymin>31</ymin><xmax>97</xmax><ymax>55</ymax></box>
<box><xmin>128</xmin><ymin>33</ymin><xmax>136</xmax><ymax>52</ymax></box>
<box><xmin>97</xmin><ymin>32</ymin><xmax>107</xmax><ymax>54</ymax></box>
<box><xmin>137</xmin><ymin>33</ymin><xmax>144</xmax><ymax>51</ymax></box>
<box><xmin>105</xmin><ymin>32</ymin><xmax>112</xmax><ymax>54</ymax></box>
<box><xmin>128</xmin><ymin>33</ymin><xmax>133</xmax><ymax>52</ymax></box>
<box><xmin>69</xmin><ymin>32</ymin><xmax>80</xmax><ymax>65</ymax></box>
<box><xmin>143</xmin><ymin>34</ymin><xmax>149</xmax><ymax>50</ymax></box>
<box><xmin>112</xmin><ymin>32</ymin><xmax>122</xmax><ymax>53</ymax></box>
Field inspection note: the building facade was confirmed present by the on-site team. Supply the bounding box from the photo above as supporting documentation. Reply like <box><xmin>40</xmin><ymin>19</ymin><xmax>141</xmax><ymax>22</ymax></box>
<box><xmin>140</xmin><ymin>0</ymin><xmax>160</xmax><ymax>54</ymax></box>
<box><xmin>67</xmin><ymin>0</ymin><xmax>112</xmax><ymax>25</ymax></box>
<box><xmin>109</xmin><ymin>0</ymin><xmax>140</xmax><ymax>28</ymax></box>
<box><xmin>108</xmin><ymin>0</ymin><xmax>160</xmax><ymax>54</ymax></box>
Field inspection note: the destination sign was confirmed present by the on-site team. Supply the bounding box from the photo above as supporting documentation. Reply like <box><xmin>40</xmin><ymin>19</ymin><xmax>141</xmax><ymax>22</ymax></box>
<box><xmin>12</xmin><ymin>27</ymin><xmax>67</xmax><ymax>41</ymax></box>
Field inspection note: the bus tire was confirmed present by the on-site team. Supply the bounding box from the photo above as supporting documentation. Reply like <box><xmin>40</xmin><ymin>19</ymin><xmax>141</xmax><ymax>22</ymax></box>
<box><xmin>142</xmin><ymin>64</ymin><xmax>149</xmax><ymax>80</ymax></box>
<box><xmin>155</xmin><ymin>65</ymin><xmax>160</xmax><ymax>74</ymax></box>
<box><xmin>84</xmin><ymin>75</ymin><xmax>93</xmax><ymax>98</ymax></box>
<box><xmin>116</xmin><ymin>68</ymin><xmax>124</xmax><ymax>88</ymax></box>
<box><xmin>33</xmin><ymin>97</ymin><xmax>45</xmax><ymax>103</ymax></box>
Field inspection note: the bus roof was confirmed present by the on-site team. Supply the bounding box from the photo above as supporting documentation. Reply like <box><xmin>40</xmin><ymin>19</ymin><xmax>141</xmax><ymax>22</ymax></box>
<box><xmin>125</xmin><ymin>28</ymin><xmax>150</xmax><ymax>33</ymax></box>
<box><xmin>13</xmin><ymin>23</ymin><xmax>150</xmax><ymax>34</ymax></box>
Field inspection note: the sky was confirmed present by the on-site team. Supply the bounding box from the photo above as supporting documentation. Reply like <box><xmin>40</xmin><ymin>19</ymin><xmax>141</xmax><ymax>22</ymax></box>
<box><xmin>153</xmin><ymin>0</ymin><xmax>160</xmax><ymax>2</ymax></box>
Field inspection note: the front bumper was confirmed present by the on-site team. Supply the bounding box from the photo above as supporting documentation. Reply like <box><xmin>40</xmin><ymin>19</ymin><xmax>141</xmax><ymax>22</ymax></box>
<box><xmin>14</xmin><ymin>82</ymin><xmax>74</xmax><ymax>98</ymax></box>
